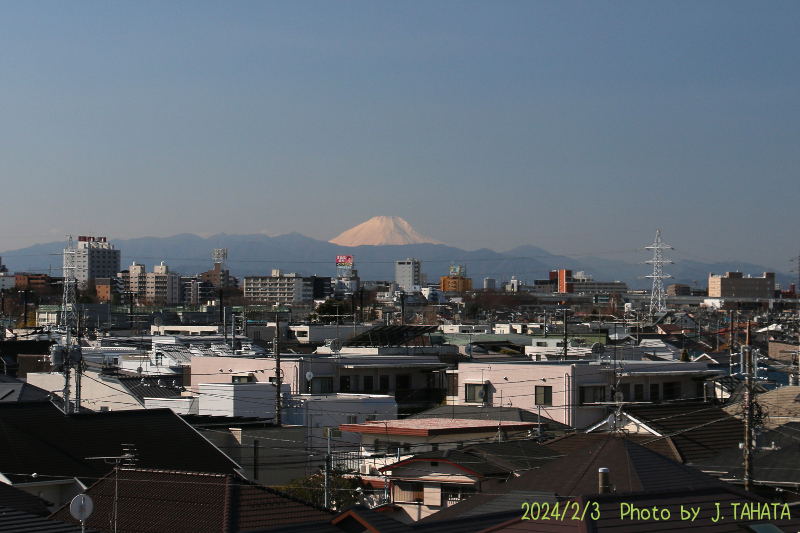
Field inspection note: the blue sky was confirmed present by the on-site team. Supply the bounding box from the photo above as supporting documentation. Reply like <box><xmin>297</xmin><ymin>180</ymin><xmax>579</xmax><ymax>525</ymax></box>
<box><xmin>1</xmin><ymin>1</ymin><xmax>798</xmax><ymax>271</ymax></box>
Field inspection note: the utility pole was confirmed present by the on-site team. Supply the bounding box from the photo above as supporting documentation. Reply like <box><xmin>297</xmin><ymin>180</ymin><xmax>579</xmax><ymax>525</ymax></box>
<box><xmin>562</xmin><ymin>304</ymin><xmax>568</xmax><ymax>360</ymax></box>
<box><xmin>743</xmin><ymin>344</ymin><xmax>754</xmax><ymax>492</ymax></box>
<box><xmin>273</xmin><ymin>315</ymin><xmax>282</xmax><ymax>427</ymax></box>
<box><xmin>324</xmin><ymin>429</ymin><xmax>331</xmax><ymax>509</ymax></box>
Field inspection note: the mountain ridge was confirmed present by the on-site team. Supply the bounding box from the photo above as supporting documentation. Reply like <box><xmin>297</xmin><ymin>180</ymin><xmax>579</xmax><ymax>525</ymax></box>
<box><xmin>0</xmin><ymin>234</ymin><xmax>793</xmax><ymax>290</ymax></box>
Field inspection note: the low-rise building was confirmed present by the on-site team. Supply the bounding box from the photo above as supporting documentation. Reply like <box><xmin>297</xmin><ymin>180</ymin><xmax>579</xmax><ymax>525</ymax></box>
<box><xmin>708</xmin><ymin>271</ymin><xmax>775</xmax><ymax>299</ymax></box>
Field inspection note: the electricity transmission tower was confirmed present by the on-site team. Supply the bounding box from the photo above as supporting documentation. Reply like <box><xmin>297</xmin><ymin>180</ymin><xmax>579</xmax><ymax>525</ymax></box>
<box><xmin>645</xmin><ymin>230</ymin><xmax>673</xmax><ymax>317</ymax></box>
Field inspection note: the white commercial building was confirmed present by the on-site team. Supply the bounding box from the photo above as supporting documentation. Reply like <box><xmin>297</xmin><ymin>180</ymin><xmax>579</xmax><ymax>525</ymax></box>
<box><xmin>69</xmin><ymin>236</ymin><xmax>121</xmax><ymax>286</ymax></box>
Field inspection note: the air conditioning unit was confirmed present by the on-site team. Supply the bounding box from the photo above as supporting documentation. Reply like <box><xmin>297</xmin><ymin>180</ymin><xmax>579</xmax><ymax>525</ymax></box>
<box><xmin>359</xmin><ymin>464</ymin><xmax>373</xmax><ymax>475</ymax></box>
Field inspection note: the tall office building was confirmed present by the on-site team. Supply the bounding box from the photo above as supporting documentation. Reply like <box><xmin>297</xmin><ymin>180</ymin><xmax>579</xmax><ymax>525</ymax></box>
<box><xmin>395</xmin><ymin>258</ymin><xmax>423</xmax><ymax>290</ymax></box>
<box><xmin>69</xmin><ymin>236</ymin><xmax>121</xmax><ymax>286</ymax></box>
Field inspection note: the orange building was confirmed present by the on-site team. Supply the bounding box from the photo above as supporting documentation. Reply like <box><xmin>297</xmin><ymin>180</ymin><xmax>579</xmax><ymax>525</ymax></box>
<box><xmin>440</xmin><ymin>275</ymin><xmax>473</xmax><ymax>293</ymax></box>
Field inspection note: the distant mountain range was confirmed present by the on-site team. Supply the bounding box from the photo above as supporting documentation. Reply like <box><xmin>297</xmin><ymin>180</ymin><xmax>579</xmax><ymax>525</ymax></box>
<box><xmin>1</xmin><ymin>234</ymin><xmax>793</xmax><ymax>291</ymax></box>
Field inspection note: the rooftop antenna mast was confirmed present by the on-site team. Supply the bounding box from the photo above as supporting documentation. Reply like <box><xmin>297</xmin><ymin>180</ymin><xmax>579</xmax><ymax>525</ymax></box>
<box><xmin>645</xmin><ymin>230</ymin><xmax>673</xmax><ymax>317</ymax></box>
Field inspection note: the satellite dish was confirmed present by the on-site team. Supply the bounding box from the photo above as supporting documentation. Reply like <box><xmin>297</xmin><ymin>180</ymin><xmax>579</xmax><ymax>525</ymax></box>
<box><xmin>305</xmin><ymin>371</ymin><xmax>314</xmax><ymax>381</ymax></box>
<box><xmin>136</xmin><ymin>367</ymin><xmax>143</xmax><ymax>374</ymax></box>
<box><xmin>591</xmin><ymin>343</ymin><xmax>605</xmax><ymax>354</ymax></box>
<box><xmin>329</xmin><ymin>339</ymin><xmax>341</xmax><ymax>352</ymax></box>
<box><xmin>477</xmin><ymin>389</ymin><xmax>486</xmax><ymax>400</ymax></box>
<box><xmin>70</xmin><ymin>494</ymin><xmax>94</xmax><ymax>522</ymax></box>
<box><xmin>614</xmin><ymin>391</ymin><xmax>624</xmax><ymax>404</ymax></box>
<box><xmin>154</xmin><ymin>316</ymin><xmax>163</xmax><ymax>327</ymax></box>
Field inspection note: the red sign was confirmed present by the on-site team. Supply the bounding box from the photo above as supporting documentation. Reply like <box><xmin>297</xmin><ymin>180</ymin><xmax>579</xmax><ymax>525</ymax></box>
<box><xmin>336</xmin><ymin>255</ymin><xmax>354</xmax><ymax>266</ymax></box>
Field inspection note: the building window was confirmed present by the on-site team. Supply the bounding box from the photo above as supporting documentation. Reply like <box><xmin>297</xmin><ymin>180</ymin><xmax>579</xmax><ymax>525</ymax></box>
<box><xmin>535</xmin><ymin>386</ymin><xmax>552</xmax><ymax>406</ymax></box>
<box><xmin>579</xmin><ymin>386</ymin><xmax>605</xmax><ymax>405</ymax></box>
<box><xmin>663</xmin><ymin>381</ymin><xmax>681</xmax><ymax>401</ymax></box>
<box><xmin>649</xmin><ymin>383</ymin><xmax>660</xmax><ymax>403</ymax></box>
<box><xmin>379</xmin><ymin>375</ymin><xmax>390</xmax><ymax>391</ymax></box>
<box><xmin>618</xmin><ymin>383</ymin><xmax>631</xmax><ymax>402</ymax></box>
<box><xmin>346</xmin><ymin>415</ymin><xmax>358</xmax><ymax>424</ymax></box>
<box><xmin>465</xmin><ymin>383</ymin><xmax>487</xmax><ymax>403</ymax></box>
<box><xmin>393</xmin><ymin>482</ymin><xmax>424</xmax><ymax>503</ymax></box>
<box><xmin>395</xmin><ymin>374</ymin><xmax>411</xmax><ymax>390</ymax></box>
<box><xmin>634</xmin><ymin>384</ymin><xmax>644</xmax><ymax>401</ymax></box>
<box><xmin>311</xmin><ymin>377</ymin><xmax>334</xmax><ymax>394</ymax></box>
<box><xmin>536</xmin><ymin>341</ymin><xmax>547</xmax><ymax>347</ymax></box>
<box><xmin>363</xmin><ymin>376</ymin><xmax>374</xmax><ymax>391</ymax></box>
<box><xmin>340</xmin><ymin>376</ymin><xmax>351</xmax><ymax>392</ymax></box>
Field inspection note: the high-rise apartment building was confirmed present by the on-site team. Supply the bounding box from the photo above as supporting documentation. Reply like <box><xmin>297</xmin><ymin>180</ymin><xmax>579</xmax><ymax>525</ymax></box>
<box><xmin>119</xmin><ymin>262</ymin><xmax>182</xmax><ymax>304</ymax></box>
<box><xmin>242</xmin><ymin>270</ymin><xmax>331</xmax><ymax>305</ymax></box>
<box><xmin>395</xmin><ymin>258</ymin><xmax>423</xmax><ymax>291</ymax></box>
<box><xmin>69</xmin><ymin>236</ymin><xmax>121</xmax><ymax>286</ymax></box>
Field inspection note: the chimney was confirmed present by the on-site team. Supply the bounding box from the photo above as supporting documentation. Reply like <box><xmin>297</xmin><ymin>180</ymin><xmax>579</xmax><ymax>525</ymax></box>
<box><xmin>598</xmin><ymin>468</ymin><xmax>610</xmax><ymax>493</ymax></box>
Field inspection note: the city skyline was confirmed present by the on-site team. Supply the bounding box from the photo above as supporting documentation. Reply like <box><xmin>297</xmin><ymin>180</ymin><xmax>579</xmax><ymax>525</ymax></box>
<box><xmin>1</xmin><ymin>2</ymin><xmax>798</xmax><ymax>271</ymax></box>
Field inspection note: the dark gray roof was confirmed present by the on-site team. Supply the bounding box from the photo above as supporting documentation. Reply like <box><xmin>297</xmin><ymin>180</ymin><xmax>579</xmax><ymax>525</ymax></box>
<box><xmin>343</xmin><ymin>325</ymin><xmax>439</xmax><ymax>347</ymax></box>
<box><xmin>116</xmin><ymin>375</ymin><xmax>183</xmax><ymax>403</ymax></box>
<box><xmin>50</xmin><ymin>469</ymin><xmax>334</xmax><ymax>533</ymax></box>
<box><xmin>0</xmin><ymin>506</ymin><xmax>92</xmax><ymax>533</ymax></box>
<box><xmin>622</xmin><ymin>402</ymin><xmax>744</xmax><ymax>462</ymax></box>
<box><xmin>459</xmin><ymin>491</ymin><xmax>559</xmax><ymax>518</ymax></box>
<box><xmin>425</xmin><ymin>435</ymin><xmax>726</xmax><ymax>522</ymax></box>
<box><xmin>0</xmin><ymin>377</ymin><xmax>50</xmax><ymax>402</ymax></box>
<box><xmin>462</xmin><ymin>440</ymin><xmax>564</xmax><ymax>472</ymax></box>
<box><xmin>0</xmin><ymin>483</ymin><xmax>52</xmax><ymax>516</ymax></box>
<box><xmin>0</xmin><ymin>402</ymin><xmax>240</xmax><ymax>483</ymax></box>
<box><xmin>694</xmin><ymin>421</ymin><xmax>800</xmax><ymax>486</ymax></box>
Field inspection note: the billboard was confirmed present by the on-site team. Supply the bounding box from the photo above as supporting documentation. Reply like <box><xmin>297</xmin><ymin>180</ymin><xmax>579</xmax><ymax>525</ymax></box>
<box><xmin>336</xmin><ymin>255</ymin><xmax>354</xmax><ymax>267</ymax></box>
<box><xmin>449</xmin><ymin>265</ymin><xmax>466</xmax><ymax>277</ymax></box>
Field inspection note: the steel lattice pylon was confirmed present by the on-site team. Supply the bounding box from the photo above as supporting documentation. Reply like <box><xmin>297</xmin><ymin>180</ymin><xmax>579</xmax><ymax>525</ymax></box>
<box><xmin>60</xmin><ymin>235</ymin><xmax>78</xmax><ymax>333</ymax></box>
<box><xmin>645</xmin><ymin>230</ymin><xmax>673</xmax><ymax>316</ymax></box>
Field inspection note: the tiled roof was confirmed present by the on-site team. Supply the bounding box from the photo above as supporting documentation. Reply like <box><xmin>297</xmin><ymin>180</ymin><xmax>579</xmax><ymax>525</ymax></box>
<box><xmin>544</xmin><ymin>433</ymin><xmax>681</xmax><ymax>462</ymax></box>
<box><xmin>340</xmin><ymin>418</ymin><xmax>536</xmax><ymax>437</ymax></box>
<box><xmin>726</xmin><ymin>385</ymin><xmax>800</xmax><ymax>425</ymax></box>
<box><xmin>461</xmin><ymin>440</ymin><xmax>564</xmax><ymax>472</ymax></box>
<box><xmin>0</xmin><ymin>506</ymin><xmax>92</xmax><ymax>533</ymax></box>
<box><xmin>0</xmin><ymin>377</ymin><xmax>50</xmax><ymax>402</ymax></box>
<box><xmin>0</xmin><ymin>402</ymin><xmax>239</xmax><ymax>484</ymax></box>
<box><xmin>0</xmin><ymin>483</ymin><xmax>52</xmax><ymax>516</ymax></box>
<box><xmin>50</xmin><ymin>469</ymin><xmax>333</xmax><ymax>533</ymax></box>
<box><xmin>694</xmin><ymin>421</ymin><xmax>800</xmax><ymax>486</ymax></box>
<box><xmin>621</xmin><ymin>402</ymin><xmax>744</xmax><ymax>462</ymax></box>
<box><xmin>153</xmin><ymin>343</ymin><xmax>194</xmax><ymax>364</ymax></box>
<box><xmin>425</xmin><ymin>435</ymin><xmax>724</xmax><ymax>522</ymax></box>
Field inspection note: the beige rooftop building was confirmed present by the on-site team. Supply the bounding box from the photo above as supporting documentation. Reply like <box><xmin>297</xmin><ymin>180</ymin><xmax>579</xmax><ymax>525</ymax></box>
<box><xmin>708</xmin><ymin>271</ymin><xmax>775</xmax><ymax>299</ymax></box>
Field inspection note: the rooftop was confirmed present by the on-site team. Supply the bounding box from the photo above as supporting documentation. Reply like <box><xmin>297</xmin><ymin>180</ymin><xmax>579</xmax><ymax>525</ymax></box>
<box><xmin>340</xmin><ymin>418</ymin><xmax>537</xmax><ymax>437</ymax></box>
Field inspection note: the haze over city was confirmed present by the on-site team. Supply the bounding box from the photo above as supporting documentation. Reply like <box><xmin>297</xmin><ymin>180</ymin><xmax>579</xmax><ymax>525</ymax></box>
<box><xmin>1</xmin><ymin>2</ymin><xmax>798</xmax><ymax>272</ymax></box>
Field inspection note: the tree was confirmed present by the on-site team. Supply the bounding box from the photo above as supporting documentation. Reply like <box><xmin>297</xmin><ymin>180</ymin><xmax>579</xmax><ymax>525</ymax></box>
<box><xmin>314</xmin><ymin>299</ymin><xmax>351</xmax><ymax>324</ymax></box>
<box><xmin>280</xmin><ymin>470</ymin><xmax>366</xmax><ymax>510</ymax></box>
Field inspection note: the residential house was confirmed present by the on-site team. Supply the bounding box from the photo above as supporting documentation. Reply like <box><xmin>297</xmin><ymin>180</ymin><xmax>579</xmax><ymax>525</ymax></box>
<box><xmin>453</xmin><ymin>360</ymin><xmax>722</xmax><ymax>429</ymax></box>
<box><xmin>49</xmin><ymin>469</ymin><xmax>333</xmax><ymax>533</ymax></box>
<box><xmin>0</xmin><ymin>402</ymin><xmax>240</xmax><ymax>511</ymax></box>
